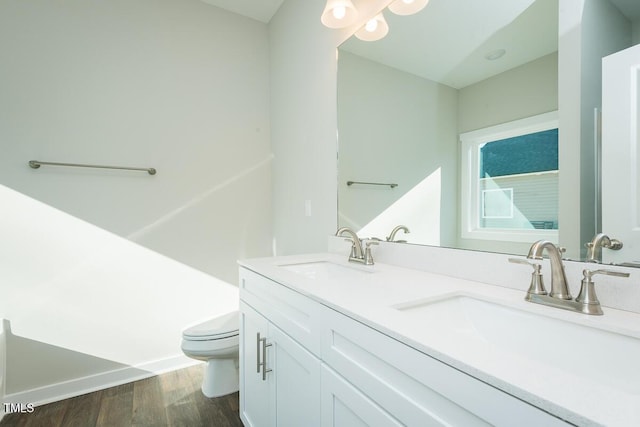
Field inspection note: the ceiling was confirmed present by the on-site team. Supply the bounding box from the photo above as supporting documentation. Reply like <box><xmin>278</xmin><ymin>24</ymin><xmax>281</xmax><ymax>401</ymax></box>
<box><xmin>340</xmin><ymin>0</ymin><xmax>640</xmax><ymax>89</ymax></box>
<box><xmin>201</xmin><ymin>0</ymin><xmax>640</xmax><ymax>27</ymax></box>
<box><xmin>341</xmin><ymin>0</ymin><xmax>557</xmax><ymax>89</ymax></box>
<box><xmin>199</xmin><ymin>0</ymin><xmax>284</xmax><ymax>23</ymax></box>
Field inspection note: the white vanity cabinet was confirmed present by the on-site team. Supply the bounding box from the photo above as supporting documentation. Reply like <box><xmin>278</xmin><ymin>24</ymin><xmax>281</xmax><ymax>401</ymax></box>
<box><xmin>239</xmin><ymin>266</ymin><xmax>572</xmax><ymax>427</ymax></box>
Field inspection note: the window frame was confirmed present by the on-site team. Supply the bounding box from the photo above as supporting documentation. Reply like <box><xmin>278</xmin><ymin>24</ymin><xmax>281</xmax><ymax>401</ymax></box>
<box><xmin>459</xmin><ymin>111</ymin><xmax>559</xmax><ymax>243</ymax></box>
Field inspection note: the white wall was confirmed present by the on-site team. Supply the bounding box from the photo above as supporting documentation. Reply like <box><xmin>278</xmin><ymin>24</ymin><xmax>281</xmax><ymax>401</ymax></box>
<box><xmin>0</xmin><ymin>184</ymin><xmax>239</xmax><ymax>404</ymax></box>
<box><xmin>337</xmin><ymin>51</ymin><xmax>458</xmax><ymax>247</ymax></box>
<box><xmin>0</xmin><ymin>0</ymin><xmax>273</xmax><ymax>284</ymax></box>
<box><xmin>269</xmin><ymin>0</ymin><xmax>393</xmax><ymax>255</ymax></box>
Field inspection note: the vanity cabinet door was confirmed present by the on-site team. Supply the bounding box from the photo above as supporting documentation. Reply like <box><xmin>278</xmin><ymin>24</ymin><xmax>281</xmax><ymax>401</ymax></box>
<box><xmin>269</xmin><ymin>323</ymin><xmax>321</xmax><ymax>427</ymax></box>
<box><xmin>240</xmin><ymin>301</ymin><xmax>273</xmax><ymax>427</ymax></box>
<box><xmin>240</xmin><ymin>300</ymin><xmax>321</xmax><ymax>427</ymax></box>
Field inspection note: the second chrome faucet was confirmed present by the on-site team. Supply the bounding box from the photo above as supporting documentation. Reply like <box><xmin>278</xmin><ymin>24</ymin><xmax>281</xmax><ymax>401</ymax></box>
<box><xmin>510</xmin><ymin>239</ymin><xmax>630</xmax><ymax>315</ymax></box>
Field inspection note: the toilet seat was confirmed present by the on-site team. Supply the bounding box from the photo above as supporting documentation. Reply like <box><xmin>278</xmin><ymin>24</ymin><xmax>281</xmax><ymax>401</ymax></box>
<box><xmin>182</xmin><ymin>311</ymin><xmax>239</xmax><ymax>341</ymax></box>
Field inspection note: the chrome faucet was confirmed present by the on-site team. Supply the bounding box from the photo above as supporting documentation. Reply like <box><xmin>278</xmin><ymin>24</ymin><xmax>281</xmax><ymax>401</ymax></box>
<box><xmin>527</xmin><ymin>240</ymin><xmax>571</xmax><ymax>300</ymax></box>
<box><xmin>387</xmin><ymin>225</ymin><xmax>410</xmax><ymax>242</ymax></box>
<box><xmin>585</xmin><ymin>233</ymin><xmax>623</xmax><ymax>263</ymax></box>
<box><xmin>509</xmin><ymin>239</ymin><xmax>630</xmax><ymax>315</ymax></box>
<box><xmin>336</xmin><ymin>227</ymin><xmax>378</xmax><ymax>265</ymax></box>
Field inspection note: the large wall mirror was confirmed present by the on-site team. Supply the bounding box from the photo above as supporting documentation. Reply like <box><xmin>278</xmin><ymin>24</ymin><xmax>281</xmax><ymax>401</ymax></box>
<box><xmin>337</xmin><ymin>0</ymin><xmax>640</xmax><ymax>262</ymax></box>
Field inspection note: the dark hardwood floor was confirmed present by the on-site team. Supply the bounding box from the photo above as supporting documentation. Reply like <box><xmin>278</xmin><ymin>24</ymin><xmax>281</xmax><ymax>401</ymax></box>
<box><xmin>0</xmin><ymin>364</ymin><xmax>243</xmax><ymax>427</ymax></box>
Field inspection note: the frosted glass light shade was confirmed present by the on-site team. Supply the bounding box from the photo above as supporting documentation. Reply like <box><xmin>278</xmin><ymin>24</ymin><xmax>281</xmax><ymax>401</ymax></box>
<box><xmin>388</xmin><ymin>0</ymin><xmax>429</xmax><ymax>16</ymax></box>
<box><xmin>355</xmin><ymin>13</ymin><xmax>389</xmax><ymax>41</ymax></box>
<box><xmin>321</xmin><ymin>0</ymin><xmax>358</xmax><ymax>29</ymax></box>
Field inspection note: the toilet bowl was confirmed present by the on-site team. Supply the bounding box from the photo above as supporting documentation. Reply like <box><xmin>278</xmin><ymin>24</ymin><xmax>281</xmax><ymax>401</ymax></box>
<box><xmin>181</xmin><ymin>310</ymin><xmax>239</xmax><ymax>398</ymax></box>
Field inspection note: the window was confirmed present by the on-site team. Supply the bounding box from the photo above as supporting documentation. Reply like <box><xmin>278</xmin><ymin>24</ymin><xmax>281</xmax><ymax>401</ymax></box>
<box><xmin>460</xmin><ymin>111</ymin><xmax>559</xmax><ymax>243</ymax></box>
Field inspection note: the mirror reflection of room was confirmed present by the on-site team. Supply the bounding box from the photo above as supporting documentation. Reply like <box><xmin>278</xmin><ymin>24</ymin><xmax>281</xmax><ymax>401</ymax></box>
<box><xmin>338</xmin><ymin>0</ymin><xmax>559</xmax><ymax>256</ymax></box>
<box><xmin>337</xmin><ymin>0</ymin><xmax>640</xmax><ymax>261</ymax></box>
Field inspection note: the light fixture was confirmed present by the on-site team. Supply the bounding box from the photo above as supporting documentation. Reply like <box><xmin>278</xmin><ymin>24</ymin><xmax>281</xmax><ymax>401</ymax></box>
<box><xmin>321</xmin><ymin>0</ymin><xmax>358</xmax><ymax>29</ymax></box>
<box><xmin>321</xmin><ymin>0</ymin><xmax>429</xmax><ymax>41</ymax></box>
<box><xmin>387</xmin><ymin>0</ymin><xmax>429</xmax><ymax>16</ymax></box>
<box><xmin>355</xmin><ymin>13</ymin><xmax>389</xmax><ymax>42</ymax></box>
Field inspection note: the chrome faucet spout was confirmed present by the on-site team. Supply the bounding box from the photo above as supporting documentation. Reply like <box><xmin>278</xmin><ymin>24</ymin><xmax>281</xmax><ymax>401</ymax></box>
<box><xmin>527</xmin><ymin>240</ymin><xmax>571</xmax><ymax>300</ymax></box>
<box><xmin>336</xmin><ymin>227</ymin><xmax>364</xmax><ymax>260</ymax></box>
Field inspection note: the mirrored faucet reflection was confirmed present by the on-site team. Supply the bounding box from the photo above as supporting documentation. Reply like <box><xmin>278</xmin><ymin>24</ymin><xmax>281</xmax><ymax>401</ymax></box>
<box><xmin>585</xmin><ymin>233</ymin><xmax>623</xmax><ymax>263</ymax></box>
<box><xmin>387</xmin><ymin>225</ymin><xmax>410</xmax><ymax>243</ymax></box>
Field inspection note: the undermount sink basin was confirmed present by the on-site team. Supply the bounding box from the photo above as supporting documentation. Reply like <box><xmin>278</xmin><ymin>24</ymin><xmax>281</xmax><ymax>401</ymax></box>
<box><xmin>394</xmin><ymin>294</ymin><xmax>640</xmax><ymax>394</ymax></box>
<box><xmin>278</xmin><ymin>261</ymin><xmax>373</xmax><ymax>280</ymax></box>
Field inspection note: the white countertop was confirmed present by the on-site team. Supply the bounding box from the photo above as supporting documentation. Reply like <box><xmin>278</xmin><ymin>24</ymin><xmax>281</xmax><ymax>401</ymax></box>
<box><xmin>239</xmin><ymin>253</ymin><xmax>640</xmax><ymax>427</ymax></box>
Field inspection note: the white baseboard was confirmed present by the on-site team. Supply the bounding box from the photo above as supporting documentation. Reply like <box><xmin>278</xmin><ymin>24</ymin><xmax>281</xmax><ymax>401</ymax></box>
<box><xmin>3</xmin><ymin>354</ymin><xmax>199</xmax><ymax>407</ymax></box>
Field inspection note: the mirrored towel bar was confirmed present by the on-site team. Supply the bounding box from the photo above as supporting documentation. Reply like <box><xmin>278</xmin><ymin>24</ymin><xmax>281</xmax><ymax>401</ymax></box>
<box><xmin>29</xmin><ymin>160</ymin><xmax>156</xmax><ymax>175</ymax></box>
<box><xmin>347</xmin><ymin>180</ymin><xmax>397</xmax><ymax>188</ymax></box>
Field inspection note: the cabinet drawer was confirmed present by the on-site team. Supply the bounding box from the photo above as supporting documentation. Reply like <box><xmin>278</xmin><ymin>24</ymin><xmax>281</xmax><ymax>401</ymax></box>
<box><xmin>320</xmin><ymin>306</ymin><xmax>570</xmax><ymax>427</ymax></box>
<box><xmin>240</xmin><ymin>267</ymin><xmax>322</xmax><ymax>356</ymax></box>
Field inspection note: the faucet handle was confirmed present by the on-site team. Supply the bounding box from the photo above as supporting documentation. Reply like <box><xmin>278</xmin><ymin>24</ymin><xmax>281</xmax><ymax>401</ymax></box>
<box><xmin>576</xmin><ymin>268</ymin><xmax>630</xmax><ymax>314</ymax></box>
<box><xmin>509</xmin><ymin>258</ymin><xmax>543</xmax><ymax>272</ymax></box>
<box><xmin>362</xmin><ymin>238</ymin><xmax>379</xmax><ymax>247</ymax></box>
<box><xmin>509</xmin><ymin>258</ymin><xmax>547</xmax><ymax>297</ymax></box>
<box><xmin>362</xmin><ymin>239</ymin><xmax>378</xmax><ymax>265</ymax></box>
<box><xmin>509</xmin><ymin>258</ymin><xmax>537</xmax><ymax>268</ymax></box>
<box><xmin>604</xmin><ymin>239</ymin><xmax>623</xmax><ymax>250</ymax></box>
<box><xmin>576</xmin><ymin>269</ymin><xmax>629</xmax><ymax>314</ymax></box>
<box><xmin>583</xmin><ymin>268</ymin><xmax>630</xmax><ymax>279</ymax></box>
<box><xmin>342</xmin><ymin>238</ymin><xmax>357</xmax><ymax>258</ymax></box>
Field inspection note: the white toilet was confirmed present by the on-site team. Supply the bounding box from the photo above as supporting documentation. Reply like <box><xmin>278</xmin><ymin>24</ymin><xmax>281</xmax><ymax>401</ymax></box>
<box><xmin>181</xmin><ymin>310</ymin><xmax>239</xmax><ymax>398</ymax></box>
